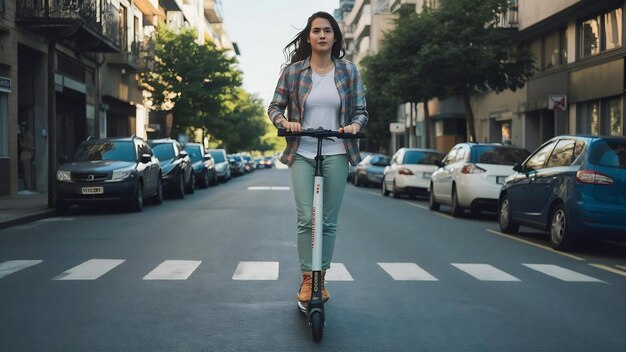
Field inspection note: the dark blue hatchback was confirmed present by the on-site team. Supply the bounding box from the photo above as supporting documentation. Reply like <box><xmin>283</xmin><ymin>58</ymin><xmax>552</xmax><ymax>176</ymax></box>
<box><xmin>498</xmin><ymin>135</ymin><xmax>626</xmax><ymax>250</ymax></box>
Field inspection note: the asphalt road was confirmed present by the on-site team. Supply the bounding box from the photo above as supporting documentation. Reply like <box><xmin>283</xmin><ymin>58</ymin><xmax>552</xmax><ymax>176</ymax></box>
<box><xmin>1</xmin><ymin>168</ymin><xmax>625</xmax><ymax>351</ymax></box>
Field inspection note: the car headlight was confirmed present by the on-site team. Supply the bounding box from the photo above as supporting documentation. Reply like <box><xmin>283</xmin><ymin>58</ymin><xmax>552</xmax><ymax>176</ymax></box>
<box><xmin>112</xmin><ymin>170</ymin><xmax>132</xmax><ymax>181</ymax></box>
<box><xmin>56</xmin><ymin>170</ymin><xmax>71</xmax><ymax>182</ymax></box>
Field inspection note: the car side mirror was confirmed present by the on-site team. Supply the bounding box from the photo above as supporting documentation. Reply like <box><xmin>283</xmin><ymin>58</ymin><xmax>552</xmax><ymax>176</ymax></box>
<box><xmin>435</xmin><ymin>160</ymin><xmax>444</xmax><ymax>168</ymax></box>
<box><xmin>141</xmin><ymin>154</ymin><xmax>152</xmax><ymax>164</ymax></box>
<box><xmin>513</xmin><ymin>163</ymin><xmax>523</xmax><ymax>173</ymax></box>
<box><xmin>179</xmin><ymin>150</ymin><xmax>189</xmax><ymax>159</ymax></box>
<box><xmin>203</xmin><ymin>155</ymin><xmax>212</xmax><ymax>161</ymax></box>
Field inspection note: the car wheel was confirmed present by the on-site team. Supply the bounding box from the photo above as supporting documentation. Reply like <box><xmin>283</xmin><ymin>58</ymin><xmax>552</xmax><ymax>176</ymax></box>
<box><xmin>550</xmin><ymin>203</ymin><xmax>577</xmax><ymax>251</ymax></box>
<box><xmin>201</xmin><ymin>170</ymin><xmax>210</xmax><ymax>189</ymax></box>
<box><xmin>353</xmin><ymin>174</ymin><xmax>360</xmax><ymax>187</ymax></box>
<box><xmin>185</xmin><ymin>172</ymin><xmax>195</xmax><ymax>194</ymax></box>
<box><xmin>151</xmin><ymin>177</ymin><xmax>163</xmax><ymax>205</ymax></box>
<box><xmin>381</xmin><ymin>179</ymin><xmax>390</xmax><ymax>196</ymax></box>
<box><xmin>498</xmin><ymin>194</ymin><xmax>518</xmax><ymax>234</ymax></box>
<box><xmin>428</xmin><ymin>183</ymin><xmax>440</xmax><ymax>211</ymax></box>
<box><xmin>392</xmin><ymin>180</ymin><xmax>400</xmax><ymax>199</ymax></box>
<box><xmin>210</xmin><ymin>172</ymin><xmax>218</xmax><ymax>186</ymax></box>
<box><xmin>451</xmin><ymin>186</ymin><xmax>464</xmax><ymax>217</ymax></box>
<box><xmin>175</xmin><ymin>172</ymin><xmax>185</xmax><ymax>199</ymax></box>
<box><xmin>129</xmin><ymin>181</ymin><xmax>143</xmax><ymax>212</ymax></box>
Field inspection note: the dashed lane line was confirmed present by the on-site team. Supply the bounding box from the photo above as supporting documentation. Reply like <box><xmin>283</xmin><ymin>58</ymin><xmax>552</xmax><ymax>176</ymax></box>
<box><xmin>485</xmin><ymin>229</ymin><xmax>585</xmax><ymax>261</ymax></box>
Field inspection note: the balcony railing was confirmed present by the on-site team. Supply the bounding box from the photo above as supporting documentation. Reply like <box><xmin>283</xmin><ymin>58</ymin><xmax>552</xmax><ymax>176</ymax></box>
<box><xmin>496</xmin><ymin>0</ymin><xmax>519</xmax><ymax>29</ymax></box>
<box><xmin>16</xmin><ymin>0</ymin><xmax>119</xmax><ymax>52</ymax></box>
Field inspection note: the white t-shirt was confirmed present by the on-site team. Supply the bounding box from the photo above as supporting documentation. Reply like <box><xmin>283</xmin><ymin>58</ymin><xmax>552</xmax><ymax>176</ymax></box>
<box><xmin>297</xmin><ymin>68</ymin><xmax>346</xmax><ymax>159</ymax></box>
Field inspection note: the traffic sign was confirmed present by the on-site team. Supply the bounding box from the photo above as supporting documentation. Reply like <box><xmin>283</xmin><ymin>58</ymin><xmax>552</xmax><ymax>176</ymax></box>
<box><xmin>548</xmin><ymin>95</ymin><xmax>567</xmax><ymax>111</ymax></box>
<box><xmin>389</xmin><ymin>122</ymin><xmax>405</xmax><ymax>133</ymax></box>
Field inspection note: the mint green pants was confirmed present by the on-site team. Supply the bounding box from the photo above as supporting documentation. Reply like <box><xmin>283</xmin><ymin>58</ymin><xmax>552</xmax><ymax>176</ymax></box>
<box><xmin>290</xmin><ymin>154</ymin><xmax>349</xmax><ymax>272</ymax></box>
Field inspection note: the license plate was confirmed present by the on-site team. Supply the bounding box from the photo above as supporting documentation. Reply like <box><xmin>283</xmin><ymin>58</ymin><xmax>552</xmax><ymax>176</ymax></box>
<box><xmin>81</xmin><ymin>186</ymin><xmax>104</xmax><ymax>195</ymax></box>
<box><xmin>496</xmin><ymin>176</ymin><xmax>506</xmax><ymax>184</ymax></box>
<box><xmin>422</xmin><ymin>172</ymin><xmax>432</xmax><ymax>179</ymax></box>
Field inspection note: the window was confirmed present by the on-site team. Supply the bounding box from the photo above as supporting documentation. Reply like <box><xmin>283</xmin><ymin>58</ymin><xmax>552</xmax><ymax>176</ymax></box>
<box><xmin>547</xmin><ymin>139</ymin><xmax>576</xmax><ymax>167</ymax></box>
<box><xmin>580</xmin><ymin>8</ymin><xmax>622</xmax><ymax>58</ymax></box>
<box><xmin>578</xmin><ymin>97</ymin><xmax>622</xmax><ymax>136</ymax></box>
<box><xmin>0</xmin><ymin>0</ymin><xmax>4</xmax><ymax>14</ymax></box>
<box><xmin>119</xmin><ymin>4</ymin><xmax>128</xmax><ymax>52</ymax></box>
<box><xmin>526</xmin><ymin>140</ymin><xmax>558</xmax><ymax>170</ymax></box>
<box><xmin>543</xmin><ymin>29</ymin><xmax>567</xmax><ymax>69</ymax></box>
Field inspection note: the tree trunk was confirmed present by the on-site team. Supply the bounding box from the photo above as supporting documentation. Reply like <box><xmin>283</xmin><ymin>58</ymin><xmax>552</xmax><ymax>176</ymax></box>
<box><xmin>423</xmin><ymin>100</ymin><xmax>431</xmax><ymax>149</ymax></box>
<box><xmin>463</xmin><ymin>93</ymin><xmax>477</xmax><ymax>143</ymax></box>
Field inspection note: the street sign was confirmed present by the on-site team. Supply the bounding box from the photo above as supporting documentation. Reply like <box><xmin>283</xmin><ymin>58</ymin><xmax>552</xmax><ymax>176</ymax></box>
<box><xmin>389</xmin><ymin>122</ymin><xmax>405</xmax><ymax>133</ymax></box>
<box><xmin>548</xmin><ymin>95</ymin><xmax>567</xmax><ymax>111</ymax></box>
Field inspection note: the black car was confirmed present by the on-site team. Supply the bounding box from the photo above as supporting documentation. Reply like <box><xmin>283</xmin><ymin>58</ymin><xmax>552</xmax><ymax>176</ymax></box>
<box><xmin>149</xmin><ymin>138</ymin><xmax>195</xmax><ymax>198</ymax></box>
<box><xmin>184</xmin><ymin>142</ymin><xmax>218</xmax><ymax>188</ymax></box>
<box><xmin>54</xmin><ymin>136</ymin><xmax>163</xmax><ymax>214</ymax></box>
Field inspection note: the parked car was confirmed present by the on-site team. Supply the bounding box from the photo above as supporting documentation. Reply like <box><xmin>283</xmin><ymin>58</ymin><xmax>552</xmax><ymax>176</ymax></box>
<box><xmin>207</xmin><ymin>148</ymin><xmax>231</xmax><ymax>182</ymax></box>
<box><xmin>353</xmin><ymin>153</ymin><xmax>391</xmax><ymax>187</ymax></box>
<box><xmin>498</xmin><ymin>135</ymin><xmax>626</xmax><ymax>250</ymax></box>
<box><xmin>228</xmin><ymin>154</ymin><xmax>246</xmax><ymax>176</ymax></box>
<box><xmin>348</xmin><ymin>152</ymin><xmax>370</xmax><ymax>182</ymax></box>
<box><xmin>241</xmin><ymin>153</ymin><xmax>256</xmax><ymax>173</ymax></box>
<box><xmin>54</xmin><ymin>136</ymin><xmax>163</xmax><ymax>214</ymax></box>
<box><xmin>429</xmin><ymin>143</ymin><xmax>530</xmax><ymax>217</ymax></box>
<box><xmin>149</xmin><ymin>138</ymin><xmax>194</xmax><ymax>198</ymax></box>
<box><xmin>184</xmin><ymin>142</ymin><xmax>218</xmax><ymax>188</ymax></box>
<box><xmin>382</xmin><ymin>148</ymin><xmax>445</xmax><ymax>199</ymax></box>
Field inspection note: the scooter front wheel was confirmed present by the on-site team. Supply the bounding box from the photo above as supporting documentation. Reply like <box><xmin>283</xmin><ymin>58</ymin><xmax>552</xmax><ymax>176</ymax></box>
<box><xmin>310</xmin><ymin>311</ymin><xmax>324</xmax><ymax>342</ymax></box>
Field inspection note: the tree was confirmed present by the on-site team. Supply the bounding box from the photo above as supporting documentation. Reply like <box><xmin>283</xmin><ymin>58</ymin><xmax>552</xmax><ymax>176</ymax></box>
<box><xmin>216</xmin><ymin>89</ymin><xmax>273</xmax><ymax>152</ymax></box>
<box><xmin>423</xmin><ymin>0</ymin><xmax>535</xmax><ymax>142</ymax></box>
<box><xmin>140</xmin><ymin>25</ymin><xmax>242</xmax><ymax>139</ymax></box>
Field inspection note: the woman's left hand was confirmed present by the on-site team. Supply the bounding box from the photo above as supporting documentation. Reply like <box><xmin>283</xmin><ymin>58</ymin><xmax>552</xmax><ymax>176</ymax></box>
<box><xmin>338</xmin><ymin>123</ymin><xmax>361</xmax><ymax>135</ymax></box>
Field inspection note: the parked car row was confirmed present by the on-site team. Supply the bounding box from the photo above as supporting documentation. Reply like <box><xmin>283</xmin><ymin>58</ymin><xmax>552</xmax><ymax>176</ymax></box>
<box><xmin>54</xmin><ymin>136</ymin><xmax>230</xmax><ymax>214</ymax></box>
<box><xmin>372</xmin><ymin>135</ymin><xmax>626</xmax><ymax>252</ymax></box>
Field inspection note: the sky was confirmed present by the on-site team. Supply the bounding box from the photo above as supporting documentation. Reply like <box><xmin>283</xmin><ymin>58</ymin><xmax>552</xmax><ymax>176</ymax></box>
<box><xmin>221</xmin><ymin>0</ymin><xmax>340</xmax><ymax>107</ymax></box>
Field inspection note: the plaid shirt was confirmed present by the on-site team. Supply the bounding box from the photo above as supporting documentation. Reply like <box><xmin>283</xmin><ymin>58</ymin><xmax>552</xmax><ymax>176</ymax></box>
<box><xmin>268</xmin><ymin>57</ymin><xmax>368</xmax><ymax>166</ymax></box>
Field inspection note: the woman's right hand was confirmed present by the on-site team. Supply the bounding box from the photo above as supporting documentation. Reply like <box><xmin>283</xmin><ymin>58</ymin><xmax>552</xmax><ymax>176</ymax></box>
<box><xmin>281</xmin><ymin>119</ymin><xmax>302</xmax><ymax>133</ymax></box>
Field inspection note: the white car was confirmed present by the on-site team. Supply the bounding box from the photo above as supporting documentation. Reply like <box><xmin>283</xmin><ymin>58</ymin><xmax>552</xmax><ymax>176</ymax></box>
<box><xmin>382</xmin><ymin>148</ymin><xmax>444</xmax><ymax>199</ymax></box>
<box><xmin>207</xmin><ymin>149</ymin><xmax>231</xmax><ymax>182</ymax></box>
<box><xmin>429</xmin><ymin>143</ymin><xmax>530</xmax><ymax>217</ymax></box>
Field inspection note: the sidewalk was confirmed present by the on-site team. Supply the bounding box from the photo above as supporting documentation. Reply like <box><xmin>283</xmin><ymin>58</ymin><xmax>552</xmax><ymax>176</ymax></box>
<box><xmin>0</xmin><ymin>191</ymin><xmax>56</xmax><ymax>230</ymax></box>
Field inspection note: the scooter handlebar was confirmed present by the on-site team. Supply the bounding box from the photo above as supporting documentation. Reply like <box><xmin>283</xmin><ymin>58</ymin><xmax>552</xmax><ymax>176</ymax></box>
<box><xmin>277</xmin><ymin>128</ymin><xmax>365</xmax><ymax>139</ymax></box>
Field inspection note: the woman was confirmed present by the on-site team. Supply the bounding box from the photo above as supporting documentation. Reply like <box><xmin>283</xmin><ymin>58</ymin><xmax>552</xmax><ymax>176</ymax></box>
<box><xmin>267</xmin><ymin>11</ymin><xmax>368</xmax><ymax>306</ymax></box>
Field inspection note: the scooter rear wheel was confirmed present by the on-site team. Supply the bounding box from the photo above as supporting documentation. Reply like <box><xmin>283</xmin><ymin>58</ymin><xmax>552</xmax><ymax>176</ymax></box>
<box><xmin>310</xmin><ymin>311</ymin><xmax>324</xmax><ymax>342</ymax></box>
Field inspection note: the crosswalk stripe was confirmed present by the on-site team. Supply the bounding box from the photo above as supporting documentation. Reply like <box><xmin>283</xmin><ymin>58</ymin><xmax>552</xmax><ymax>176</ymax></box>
<box><xmin>143</xmin><ymin>260</ymin><xmax>202</xmax><ymax>280</ymax></box>
<box><xmin>247</xmin><ymin>186</ymin><xmax>290</xmax><ymax>190</ymax></box>
<box><xmin>232</xmin><ymin>261</ymin><xmax>279</xmax><ymax>280</ymax></box>
<box><xmin>378</xmin><ymin>262</ymin><xmax>438</xmax><ymax>281</ymax></box>
<box><xmin>326</xmin><ymin>263</ymin><xmax>353</xmax><ymax>281</ymax></box>
<box><xmin>523</xmin><ymin>264</ymin><xmax>604</xmax><ymax>282</ymax></box>
<box><xmin>53</xmin><ymin>259</ymin><xmax>125</xmax><ymax>280</ymax></box>
<box><xmin>452</xmin><ymin>263</ymin><xmax>521</xmax><ymax>281</ymax></box>
<box><xmin>0</xmin><ymin>260</ymin><xmax>43</xmax><ymax>279</ymax></box>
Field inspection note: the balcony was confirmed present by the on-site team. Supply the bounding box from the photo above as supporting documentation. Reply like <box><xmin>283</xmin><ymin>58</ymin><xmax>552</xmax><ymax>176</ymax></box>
<box><xmin>204</xmin><ymin>0</ymin><xmax>223</xmax><ymax>24</ymax></box>
<box><xmin>16</xmin><ymin>0</ymin><xmax>119</xmax><ymax>53</ymax></box>
<box><xmin>496</xmin><ymin>0</ymin><xmax>519</xmax><ymax>29</ymax></box>
<box><xmin>107</xmin><ymin>41</ymin><xmax>141</xmax><ymax>72</ymax></box>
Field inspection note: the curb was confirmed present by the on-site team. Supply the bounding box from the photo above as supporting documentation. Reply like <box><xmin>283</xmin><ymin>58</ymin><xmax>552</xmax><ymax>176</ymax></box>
<box><xmin>0</xmin><ymin>209</ymin><xmax>57</xmax><ymax>231</ymax></box>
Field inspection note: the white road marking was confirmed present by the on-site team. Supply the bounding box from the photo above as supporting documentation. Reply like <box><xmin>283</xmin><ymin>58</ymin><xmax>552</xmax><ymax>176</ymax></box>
<box><xmin>325</xmin><ymin>263</ymin><xmax>354</xmax><ymax>281</ymax></box>
<box><xmin>247</xmin><ymin>186</ymin><xmax>290</xmax><ymax>190</ymax></box>
<box><xmin>589</xmin><ymin>263</ymin><xmax>626</xmax><ymax>278</ymax></box>
<box><xmin>378</xmin><ymin>262</ymin><xmax>438</xmax><ymax>281</ymax></box>
<box><xmin>232</xmin><ymin>261</ymin><xmax>279</xmax><ymax>280</ymax></box>
<box><xmin>0</xmin><ymin>260</ymin><xmax>43</xmax><ymax>279</ymax></box>
<box><xmin>53</xmin><ymin>259</ymin><xmax>125</xmax><ymax>280</ymax></box>
<box><xmin>452</xmin><ymin>263</ymin><xmax>521</xmax><ymax>281</ymax></box>
<box><xmin>143</xmin><ymin>260</ymin><xmax>202</xmax><ymax>280</ymax></box>
<box><xmin>486</xmin><ymin>229</ymin><xmax>585</xmax><ymax>261</ymax></box>
<box><xmin>523</xmin><ymin>264</ymin><xmax>604</xmax><ymax>282</ymax></box>
<box><xmin>404</xmin><ymin>201</ymin><xmax>428</xmax><ymax>210</ymax></box>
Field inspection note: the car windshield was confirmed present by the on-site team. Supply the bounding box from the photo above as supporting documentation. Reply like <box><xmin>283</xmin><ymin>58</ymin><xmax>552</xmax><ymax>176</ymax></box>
<box><xmin>404</xmin><ymin>151</ymin><xmax>444</xmax><ymax>165</ymax></box>
<box><xmin>210</xmin><ymin>151</ymin><xmax>225</xmax><ymax>163</ymax></box>
<box><xmin>590</xmin><ymin>140</ymin><xmax>626</xmax><ymax>168</ymax></box>
<box><xmin>186</xmin><ymin>145</ymin><xmax>202</xmax><ymax>162</ymax></box>
<box><xmin>151</xmin><ymin>144</ymin><xmax>176</xmax><ymax>161</ymax></box>
<box><xmin>472</xmin><ymin>146</ymin><xmax>529</xmax><ymax>165</ymax></box>
<box><xmin>73</xmin><ymin>141</ymin><xmax>136</xmax><ymax>162</ymax></box>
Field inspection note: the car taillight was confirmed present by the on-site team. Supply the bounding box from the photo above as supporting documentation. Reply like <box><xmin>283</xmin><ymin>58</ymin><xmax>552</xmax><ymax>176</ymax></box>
<box><xmin>461</xmin><ymin>163</ymin><xmax>486</xmax><ymax>174</ymax></box>
<box><xmin>399</xmin><ymin>167</ymin><xmax>414</xmax><ymax>175</ymax></box>
<box><xmin>576</xmin><ymin>170</ymin><xmax>614</xmax><ymax>185</ymax></box>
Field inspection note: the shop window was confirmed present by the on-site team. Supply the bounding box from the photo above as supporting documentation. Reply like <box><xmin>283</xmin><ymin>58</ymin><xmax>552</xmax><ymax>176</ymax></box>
<box><xmin>578</xmin><ymin>97</ymin><xmax>622</xmax><ymax>135</ymax></box>
<box><xmin>580</xmin><ymin>8</ymin><xmax>622</xmax><ymax>59</ymax></box>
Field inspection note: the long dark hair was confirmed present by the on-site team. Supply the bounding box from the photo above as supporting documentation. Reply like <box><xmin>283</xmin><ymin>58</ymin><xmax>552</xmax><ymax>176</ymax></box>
<box><xmin>283</xmin><ymin>11</ymin><xmax>345</xmax><ymax>64</ymax></box>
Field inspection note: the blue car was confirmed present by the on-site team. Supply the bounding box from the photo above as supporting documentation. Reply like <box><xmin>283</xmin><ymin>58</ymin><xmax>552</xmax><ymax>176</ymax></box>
<box><xmin>498</xmin><ymin>135</ymin><xmax>626</xmax><ymax>250</ymax></box>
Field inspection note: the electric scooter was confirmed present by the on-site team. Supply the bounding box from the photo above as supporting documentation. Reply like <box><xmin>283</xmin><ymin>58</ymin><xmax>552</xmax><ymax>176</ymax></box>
<box><xmin>278</xmin><ymin>127</ymin><xmax>365</xmax><ymax>342</ymax></box>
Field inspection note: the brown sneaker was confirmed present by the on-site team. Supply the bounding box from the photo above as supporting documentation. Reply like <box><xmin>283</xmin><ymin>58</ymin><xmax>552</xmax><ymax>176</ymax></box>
<box><xmin>322</xmin><ymin>270</ymin><xmax>329</xmax><ymax>302</ymax></box>
<box><xmin>297</xmin><ymin>272</ymin><xmax>312</xmax><ymax>302</ymax></box>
